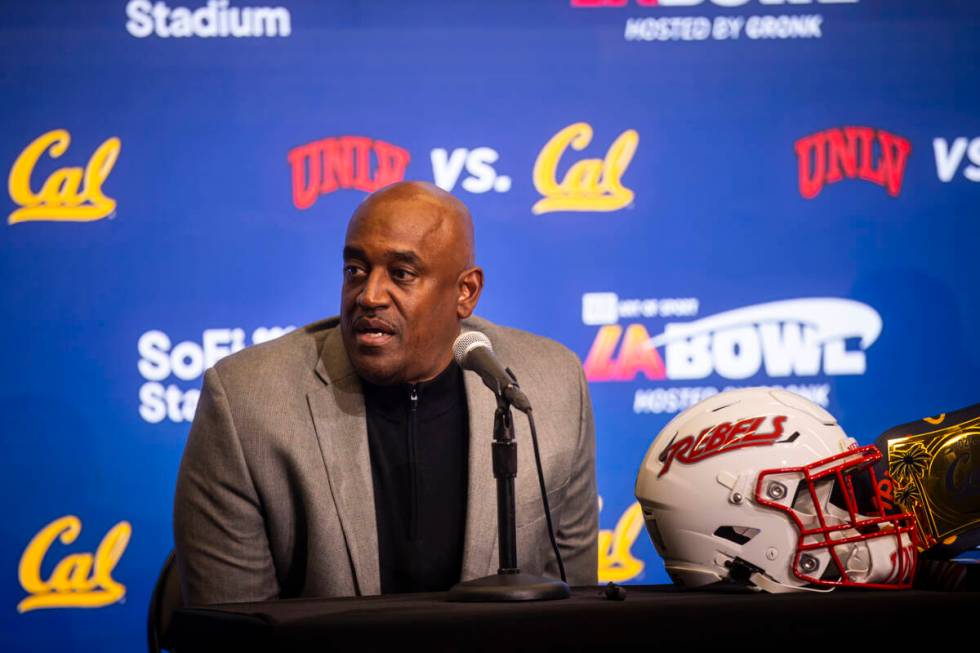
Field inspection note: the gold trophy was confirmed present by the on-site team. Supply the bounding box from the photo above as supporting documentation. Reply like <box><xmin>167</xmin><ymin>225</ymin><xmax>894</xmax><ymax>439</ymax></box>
<box><xmin>875</xmin><ymin>403</ymin><xmax>980</xmax><ymax>558</ymax></box>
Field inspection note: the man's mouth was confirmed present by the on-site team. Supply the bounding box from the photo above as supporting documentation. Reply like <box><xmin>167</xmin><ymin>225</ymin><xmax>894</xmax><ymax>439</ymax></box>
<box><xmin>353</xmin><ymin>317</ymin><xmax>398</xmax><ymax>348</ymax></box>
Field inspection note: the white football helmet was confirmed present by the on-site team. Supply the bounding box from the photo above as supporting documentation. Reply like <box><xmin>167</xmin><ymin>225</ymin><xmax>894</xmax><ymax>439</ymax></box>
<box><xmin>635</xmin><ymin>388</ymin><xmax>918</xmax><ymax>593</ymax></box>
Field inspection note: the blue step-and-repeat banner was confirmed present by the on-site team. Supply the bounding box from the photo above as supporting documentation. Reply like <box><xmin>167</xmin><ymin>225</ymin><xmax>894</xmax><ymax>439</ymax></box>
<box><xmin>2</xmin><ymin>1</ymin><xmax>978</xmax><ymax>650</ymax></box>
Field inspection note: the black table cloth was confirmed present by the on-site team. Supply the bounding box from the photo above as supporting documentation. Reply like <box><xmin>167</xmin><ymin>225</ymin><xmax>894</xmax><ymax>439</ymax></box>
<box><xmin>170</xmin><ymin>584</ymin><xmax>979</xmax><ymax>651</ymax></box>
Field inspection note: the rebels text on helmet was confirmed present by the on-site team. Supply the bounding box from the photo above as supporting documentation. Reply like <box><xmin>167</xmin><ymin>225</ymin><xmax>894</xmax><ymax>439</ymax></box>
<box><xmin>658</xmin><ymin>415</ymin><xmax>788</xmax><ymax>478</ymax></box>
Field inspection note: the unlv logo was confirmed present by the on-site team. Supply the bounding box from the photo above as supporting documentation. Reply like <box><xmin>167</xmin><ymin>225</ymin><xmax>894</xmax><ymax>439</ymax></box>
<box><xmin>658</xmin><ymin>415</ymin><xmax>789</xmax><ymax>477</ymax></box>
<box><xmin>288</xmin><ymin>136</ymin><xmax>410</xmax><ymax>210</ymax></box>
<box><xmin>795</xmin><ymin>127</ymin><xmax>911</xmax><ymax>199</ymax></box>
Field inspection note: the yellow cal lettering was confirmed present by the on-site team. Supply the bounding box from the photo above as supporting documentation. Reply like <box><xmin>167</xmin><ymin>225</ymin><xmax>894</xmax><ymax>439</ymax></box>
<box><xmin>532</xmin><ymin>122</ymin><xmax>638</xmax><ymax>215</ymax></box>
<box><xmin>8</xmin><ymin>129</ymin><xmax>71</xmax><ymax>207</ymax></box>
<box><xmin>17</xmin><ymin>515</ymin><xmax>131</xmax><ymax>613</ymax></box>
<box><xmin>598</xmin><ymin>502</ymin><xmax>645</xmax><ymax>583</ymax></box>
<box><xmin>93</xmin><ymin>521</ymin><xmax>131</xmax><ymax>600</ymax></box>
<box><xmin>50</xmin><ymin>553</ymin><xmax>96</xmax><ymax>593</ymax></box>
<box><xmin>18</xmin><ymin>515</ymin><xmax>81</xmax><ymax>596</ymax></box>
<box><xmin>8</xmin><ymin>129</ymin><xmax>120</xmax><ymax>224</ymax></box>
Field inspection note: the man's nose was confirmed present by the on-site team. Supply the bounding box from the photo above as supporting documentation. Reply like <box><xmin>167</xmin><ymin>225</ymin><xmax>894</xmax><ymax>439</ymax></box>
<box><xmin>357</xmin><ymin>268</ymin><xmax>389</xmax><ymax>309</ymax></box>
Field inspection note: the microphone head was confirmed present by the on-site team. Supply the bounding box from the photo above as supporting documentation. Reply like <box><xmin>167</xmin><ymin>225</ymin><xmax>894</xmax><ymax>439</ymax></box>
<box><xmin>453</xmin><ymin>331</ymin><xmax>492</xmax><ymax>367</ymax></box>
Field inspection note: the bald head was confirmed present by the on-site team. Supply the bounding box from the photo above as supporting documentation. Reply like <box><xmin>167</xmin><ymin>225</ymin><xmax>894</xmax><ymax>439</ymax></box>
<box><xmin>350</xmin><ymin>181</ymin><xmax>475</xmax><ymax>268</ymax></box>
<box><xmin>340</xmin><ymin>180</ymin><xmax>484</xmax><ymax>385</ymax></box>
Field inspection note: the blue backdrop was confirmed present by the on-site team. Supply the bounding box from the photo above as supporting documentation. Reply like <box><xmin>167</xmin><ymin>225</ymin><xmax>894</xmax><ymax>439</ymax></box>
<box><xmin>2</xmin><ymin>1</ymin><xmax>978</xmax><ymax>650</ymax></box>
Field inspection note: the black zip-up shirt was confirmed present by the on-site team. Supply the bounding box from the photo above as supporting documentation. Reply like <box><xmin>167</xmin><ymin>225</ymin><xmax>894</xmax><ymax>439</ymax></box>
<box><xmin>363</xmin><ymin>361</ymin><xmax>469</xmax><ymax>594</ymax></box>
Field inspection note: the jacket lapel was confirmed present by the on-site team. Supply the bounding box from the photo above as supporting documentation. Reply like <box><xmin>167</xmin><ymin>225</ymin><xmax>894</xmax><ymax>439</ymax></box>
<box><xmin>308</xmin><ymin>327</ymin><xmax>380</xmax><ymax>596</ymax></box>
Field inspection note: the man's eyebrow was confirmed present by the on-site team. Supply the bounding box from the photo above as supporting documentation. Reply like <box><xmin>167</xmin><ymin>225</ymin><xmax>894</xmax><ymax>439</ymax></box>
<box><xmin>387</xmin><ymin>249</ymin><xmax>423</xmax><ymax>267</ymax></box>
<box><xmin>343</xmin><ymin>246</ymin><xmax>365</xmax><ymax>260</ymax></box>
<box><xmin>342</xmin><ymin>246</ymin><xmax>423</xmax><ymax>268</ymax></box>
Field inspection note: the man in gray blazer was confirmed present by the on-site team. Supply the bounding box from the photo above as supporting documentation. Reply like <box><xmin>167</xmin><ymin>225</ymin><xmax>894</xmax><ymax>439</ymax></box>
<box><xmin>174</xmin><ymin>181</ymin><xmax>598</xmax><ymax>605</ymax></box>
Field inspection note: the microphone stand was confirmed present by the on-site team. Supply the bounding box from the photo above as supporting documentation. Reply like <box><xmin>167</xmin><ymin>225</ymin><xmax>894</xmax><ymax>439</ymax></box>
<box><xmin>447</xmin><ymin>389</ymin><xmax>570</xmax><ymax>602</ymax></box>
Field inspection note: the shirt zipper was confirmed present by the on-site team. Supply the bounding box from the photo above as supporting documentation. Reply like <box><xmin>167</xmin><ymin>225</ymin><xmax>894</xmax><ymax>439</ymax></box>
<box><xmin>408</xmin><ymin>384</ymin><xmax>419</xmax><ymax>542</ymax></box>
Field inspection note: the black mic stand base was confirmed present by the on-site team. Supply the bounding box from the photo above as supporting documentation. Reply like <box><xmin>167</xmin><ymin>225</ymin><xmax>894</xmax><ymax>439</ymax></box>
<box><xmin>447</xmin><ymin>572</ymin><xmax>570</xmax><ymax>602</ymax></box>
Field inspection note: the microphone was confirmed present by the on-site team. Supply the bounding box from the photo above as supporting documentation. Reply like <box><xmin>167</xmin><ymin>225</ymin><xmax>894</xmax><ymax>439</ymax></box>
<box><xmin>448</xmin><ymin>331</ymin><xmax>569</xmax><ymax>601</ymax></box>
<box><xmin>453</xmin><ymin>332</ymin><xmax>531</xmax><ymax>413</ymax></box>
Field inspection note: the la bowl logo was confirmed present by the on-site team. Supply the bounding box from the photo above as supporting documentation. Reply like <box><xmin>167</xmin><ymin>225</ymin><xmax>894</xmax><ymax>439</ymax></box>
<box><xmin>533</xmin><ymin>122</ymin><xmax>638</xmax><ymax>214</ymax></box>
<box><xmin>584</xmin><ymin>297</ymin><xmax>881</xmax><ymax>382</ymax></box>
<box><xmin>8</xmin><ymin>130</ymin><xmax>120</xmax><ymax>225</ymax></box>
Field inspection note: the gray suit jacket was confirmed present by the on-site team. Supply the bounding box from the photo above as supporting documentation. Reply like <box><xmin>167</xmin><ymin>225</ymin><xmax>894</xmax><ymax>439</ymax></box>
<box><xmin>173</xmin><ymin>315</ymin><xmax>598</xmax><ymax>605</ymax></box>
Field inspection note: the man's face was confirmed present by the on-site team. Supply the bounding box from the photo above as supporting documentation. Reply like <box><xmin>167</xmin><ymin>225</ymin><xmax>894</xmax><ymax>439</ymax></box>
<box><xmin>340</xmin><ymin>193</ymin><xmax>478</xmax><ymax>385</ymax></box>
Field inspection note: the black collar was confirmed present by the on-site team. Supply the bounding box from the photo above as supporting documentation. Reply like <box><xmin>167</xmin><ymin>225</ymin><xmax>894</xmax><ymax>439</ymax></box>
<box><xmin>361</xmin><ymin>361</ymin><xmax>464</xmax><ymax>420</ymax></box>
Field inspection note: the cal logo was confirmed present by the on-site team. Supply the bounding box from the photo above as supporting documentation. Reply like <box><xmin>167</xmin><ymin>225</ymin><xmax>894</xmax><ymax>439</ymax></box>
<box><xmin>18</xmin><ymin>515</ymin><xmax>131</xmax><ymax>613</ymax></box>
<box><xmin>598</xmin><ymin>502</ymin><xmax>645</xmax><ymax>583</ymax></box>
<box><xmin>532</xmin><ymin>122</ymin><xmax>638</xmax><ymax>214</ymax></box>
<box><xmin>8</xmin><ymin>129</ymin><xmax>121</xmax><ymax>225</ymax></box>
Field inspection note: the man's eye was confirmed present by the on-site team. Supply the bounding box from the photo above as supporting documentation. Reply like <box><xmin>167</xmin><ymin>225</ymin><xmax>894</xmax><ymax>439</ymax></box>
<box><xmin>343</xmin><ymin>265</ymin><xmax>365</xmax><ymax>279</ymax></box>
<box><xmin>392</xmin><ymin>268</ymin><xmax>416</xmax><ymax>281</ymax></box>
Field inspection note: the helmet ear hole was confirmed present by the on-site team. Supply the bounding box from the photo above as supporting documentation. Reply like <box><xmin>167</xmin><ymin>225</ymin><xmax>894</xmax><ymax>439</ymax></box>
<box><xmin>714</xmin><ymin>526</ymin><xmax>761</xmax><ymax>545</ymax></box>
<box><xmin>645</xmin><ymin>517</ymin><xmax>667</xmax><ymax>553</ymax></box>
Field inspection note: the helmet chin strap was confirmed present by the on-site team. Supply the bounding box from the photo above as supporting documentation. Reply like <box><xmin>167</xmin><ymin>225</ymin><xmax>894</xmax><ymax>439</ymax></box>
<box><xmin>749</xmin><ymin>572</ymin><xmax>833</xmax><ymax>594</ymax></box>
<box><xmin>719</xmin><ymin>554</ymin><xmax>833</xmax><ymax>593</ymax></box>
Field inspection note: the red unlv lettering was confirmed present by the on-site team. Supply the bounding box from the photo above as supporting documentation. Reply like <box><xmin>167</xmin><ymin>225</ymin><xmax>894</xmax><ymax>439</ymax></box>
<box><xmin>288</xmin><ymin>136</ymin><xmax>410</xmax><ymax>210</ymax></box>
<box><xmin>795</xmin><ymin>127</ymin><xmax>911</xmax><ymax>199</ymax></box>
<box><xmin>876</xmin><ymin>472</ymin><xmax>895</xmax><ymax>513</ymax></box>
<box><xmin>658</xmin><ymin>415</ymin><xmax>787</xmax><ymax>477</ymax></box>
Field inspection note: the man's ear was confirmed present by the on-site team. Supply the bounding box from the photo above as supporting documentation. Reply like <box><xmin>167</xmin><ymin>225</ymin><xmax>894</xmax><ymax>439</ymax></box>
<box><xmin>456</xmin><ymin>266</ymin><xmax>484</xmax><ymax>319</ymax></box>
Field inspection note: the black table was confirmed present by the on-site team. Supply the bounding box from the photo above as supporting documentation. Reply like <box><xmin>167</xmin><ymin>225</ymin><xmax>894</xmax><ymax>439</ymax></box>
<box><xmin>171</xmin><ymin>585</ymin><xmax>979</xmax><ymax>651</ymax></box>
